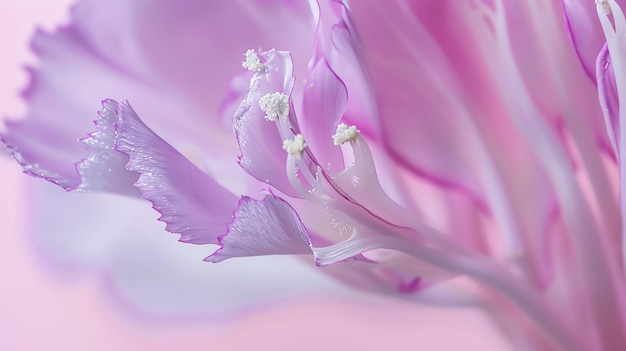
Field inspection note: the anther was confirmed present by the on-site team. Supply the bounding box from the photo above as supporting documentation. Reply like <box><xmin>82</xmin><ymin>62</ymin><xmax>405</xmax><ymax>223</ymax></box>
<box><xmin>283</xmin><ymin>134</ymin><xmax>307</xmax><ymax>159</ymax></box>
<box><xmin>332</xmin><ymin>123</ymin><xmax>360</xmax><ymax>145</ymax></box>
<box><xmin>242</xmin><ymin>49</ymin><xmax>265</xmax><ymax>71</ymax></box>
<box><xmin>259</xmin><ymin>92</ymin><xmax>290</xmax><ymax>121</ymax></box>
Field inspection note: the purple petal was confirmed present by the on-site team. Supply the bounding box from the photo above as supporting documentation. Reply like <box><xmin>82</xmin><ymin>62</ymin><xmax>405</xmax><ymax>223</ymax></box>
<box><xmin>563</xmin><ymin>0</ymin><xmax>624</xmax><ymax>81</ymax></box>
<box><xmin>26</xmin><ymin>179</ymin><xmax>346</xmax><ymax>317</ymax></box>
<box><xmin>112</xmin><ymin>99</ymin><xmax>238</xmax><ymax>244</ymax></box>
<box><xmin>207</xmin><ymin>193</ymin><xmax>312</xmax><ymax>263</ymax></box>
<box><xmin>74</xmin><ymin>101</ymin><xmax>141</xmax><ymax>195</ymax></box>
<box><xmin>300</xmin><ymin>58</ymin><xmax>347</xmax><ymax>171</ymax></box>
<box><xmin>233</xmin><ymin>50</ymin><xmax>300</xmax><ymax>197</ymax></box>
<box><xmin>326</xmin><ymin>1</ymin><xmax>379</xmax><ymax>138</ymax></box>
<box><xmin>131</xmin><ymin>0</ymin><xmax>315</xmax><ymax>109</ymax></box>
<box><xmin>597</xmin><ymin>43</ymin><xmax>620</xmax><ymax>154</ymax></box>
<box><xmin>2</xmin><ymin>99</ymin><xmax>140</xmax><ymax>196</ymax></box>
<box><xmin>2</xmin><ymin>0</ymin><xmax>318</xmax><ymax>197</ymax></box>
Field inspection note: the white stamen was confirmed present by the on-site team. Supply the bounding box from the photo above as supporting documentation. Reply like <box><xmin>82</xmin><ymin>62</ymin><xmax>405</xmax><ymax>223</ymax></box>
<box><xmin>596</xmin><ymin>0</ymin><xmax>612</xmax><ymax>14</ymax></box>
<box><xmin>283</xmin><ymin>134</ymin><xmax>307</xmax><ymax>159</ymax></box>
<box><xmin>242</xmin><ymin>49</ymin><xmax>265</xmax><ymax>71</ymax></box>
<box><xmin>333</xmin><ymin>123</ymin><xmax>360</xmax><ymax>145</ymax></box>
<box><xmin>259</xmin><ymin>92</ymin><xmax>290</xmax><ymax>121</ymax></box>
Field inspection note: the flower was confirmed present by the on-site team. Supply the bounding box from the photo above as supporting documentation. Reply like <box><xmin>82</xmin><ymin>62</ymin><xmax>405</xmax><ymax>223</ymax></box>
<box><xmin>0</xmin><ymin>0</ymin><xmax>347</xmax><ymax>317</ymax></box>
<box><xmin>3</xmin><ymin>0</ymin><xmax>626</xmax><ymax>350</ymax></box>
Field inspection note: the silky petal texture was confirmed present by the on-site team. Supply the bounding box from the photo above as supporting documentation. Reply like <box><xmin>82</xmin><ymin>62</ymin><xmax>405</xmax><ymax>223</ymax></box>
<box><xmin>0</xmin><ymin>0</ymin><xmax>323</xmax><ymax>316</ymax></box>
<box><xmin>329</xmin><ymin>20</ymin><xmax>378</xmax><ymax>138</ymax></box>
<box><xmin>300</xmin><ymin>58</ymin><xmax>347</xmax><ymax>172</ymax></box>
<box><xmin>233</xmin><ymin>50</ymin><xmax>300</xmax><ymax>197</ymax></box>
<box><xmin>346</xmin><ymin>1</ymin><xmax>559</xmax><ymax>287</ymax></box>
<box><xmin>25</xmin><ymin>179</ymin><xmax>349</xmax><ymax>316</ymax></box>
<box><xmin>112</xmin><ymin>99</ymin><xmax>238</xmax><ymax>244</ymax></box>
<box><xmin>75</xmin><ymin>102</ymin><xmax>141</xmax><ymax>195</ymax></box>
<box><xmin>1</xmin><ymin>0</ymin><xmax>317</xmax><ymax>198</ymax></box>
<box><xmin>563</xmin><ymin>0</ymin><xmax>622</xmax><ymax>81</ymax></box>
<box><xmin>207</xmin><ymin>193</ymin><xmax>312</xmax><ymax>263</ymax></box>
<box><xmin>597</xmin><ymin>43</ymin><xmax>621</xmax><ymax>154</ymax></box>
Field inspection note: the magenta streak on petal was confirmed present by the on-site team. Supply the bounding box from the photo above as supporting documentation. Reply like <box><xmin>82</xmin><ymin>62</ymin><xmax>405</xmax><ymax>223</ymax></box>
<box><xmin>563</xmin><ymin>0</ymin><xmax>605</xmax><ymax>82</ymax></box>
<box><xmin>112</xmin><ymin>99</ymin><xmax>238</xmax><ymax>245</ymax></box>
<box><xmin>206</xmin><ymin>193</ymin><xmax>313</xmax><ymax>263</ymax></box>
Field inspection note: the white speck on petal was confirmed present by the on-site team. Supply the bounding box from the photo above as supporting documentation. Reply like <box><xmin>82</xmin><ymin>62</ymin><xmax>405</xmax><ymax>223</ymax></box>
<box><xmin>259</xmin><ymin>92</ymin><xmax>290</xmax><ymax>121</ymax></box>
<box><xmin>242</xmin><ymin>49</ymin><xmax>265</xmax><ymax>71</ymax></box>
<box><xmin>283</xmin><ymin>134</ymin><xmax>307</xmax><ymax>159</ymax></box>
<box><xmin>332</xmin><ymin>123</ymin><xmax>360</xmax><ymax>145</ymax></box>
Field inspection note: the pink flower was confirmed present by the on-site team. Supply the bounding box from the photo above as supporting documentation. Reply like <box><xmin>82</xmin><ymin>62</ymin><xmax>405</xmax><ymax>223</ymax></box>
<box><xmin>3</xmin><ymin>0</ymin><xmax>626</xmax><ymax>350</ymax></box>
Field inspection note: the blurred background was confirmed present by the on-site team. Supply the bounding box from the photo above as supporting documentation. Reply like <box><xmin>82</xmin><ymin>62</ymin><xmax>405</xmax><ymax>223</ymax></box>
<box><xmin>0</xmin><ymin>1</ymin><xmax>510</xmax><ymax>349</ymax></box>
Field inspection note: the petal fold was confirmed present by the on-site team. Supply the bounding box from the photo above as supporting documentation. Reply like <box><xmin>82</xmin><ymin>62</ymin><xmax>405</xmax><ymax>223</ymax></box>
<box><xmin>300</xmin><ymin>58</ymin><xmax>347</xmax><ymax>171</ymax></box>
<box><xmin>207</xmin><ymin>193</ymin><xmax>312</xmax><ymax>263</ymax></box>
<box><xmin>112</xmin><ymin>99</ymin><xmax>238</xmax><ymax>244</ymax></box>
<box><xmin>233</xmin><ymin>50</ymin><xmax>300</xmax><ymax>197</ymax></box>
<box><xmin>2</xmin><ymin>99</ymin><xmax>140</xmax><ymax>196</ymax></box>
<box><xmin>597</xmin><ymin>43</ymin><xmax>621</xmax><ymax>154</ymax></box>
<box><xmin>563</xmin><ymin>0</ymin><xmax>615</xmax><ymax>81</ymax></box>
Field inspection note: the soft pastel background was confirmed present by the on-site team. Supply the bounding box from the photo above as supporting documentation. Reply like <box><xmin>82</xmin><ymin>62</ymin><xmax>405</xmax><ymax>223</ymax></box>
<box><xmin>0</xmin><ymin>1</ymin><xmax>510</xmax><ymax>350</ymax></box>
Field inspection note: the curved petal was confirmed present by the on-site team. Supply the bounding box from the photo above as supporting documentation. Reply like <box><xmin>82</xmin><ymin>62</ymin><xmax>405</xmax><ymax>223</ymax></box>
<box><xmin>25</xmin><ymin>179</ymin><xmax>347</xmax><ymax>317</ymax></box>
<box><xmin>112</xmin><ymin>99</ymin><xmax>238</xmax><ymax>244</ymax></box>
<box><xmin>2</xmin><ymin>0</ymin><xmax>318</xmax><ymax>198</ymax></box>
<box><xmin>563</xmin><ymin>0</ymin><xmax>618</xmax><ymax>81</ymax></box>
<box><xmin>75</xmin><ymin>101</ymin><xmax>141</xmax><ymax>195</ymax></box>
<box><xmin>207</xmin><ymin>193</ymin><xmax>312</xmax><ymax>263</ymax></box>
<box><xmin>597</xmin><ymin>43</ymin><xmax>620</xmax><ymax>154</ymax></box>
<box><xmin>233</xmin><ymin>50</ymin><xmax>300</xmax><ymax>197</ymax></box>
<box><xmin>300</xmin><ymin>58</ymin><xmax>347</xmax><ymax>172</ymax></box>
<box><xmin>2</xmin><ymin>98</ymin><xmax>140</xmax><ymax>196</ymax></box>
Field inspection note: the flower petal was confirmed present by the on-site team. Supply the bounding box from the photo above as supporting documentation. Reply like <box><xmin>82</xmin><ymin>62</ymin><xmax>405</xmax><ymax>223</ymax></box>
<box><xmin>2</xmin><ymin>98</ymin><xmax>141</xmax><ymax>196</ymax></box>
<box><xmin>26</xmin><ymin>179</ymin><xmax>346</xmax><ymax>317</ymax></box>
<box><xmin>300</xmin><ymin>58</ymin><xmax>347</xmax><ymax>172</ymax></box>
<box><xmin>111</xmin><ymin>99</ymin><xmax>239</xmax><ymax>244</ymax></box>
<box><xmin>597</xmin><ymin>43</ymin><xmax>621</xmax><ymax>154</ymax></box>
<box><xmin>207</xmin><ymin>193</ymin><xmax>312</xmax><ymax>263</ymax></box>
<box><xmin>563</xmin><ymin>0</ymin><xmax>616</xmax><ymax>81</ymax></box>
<box><xmin>2</xmin><ymin>0</ymin><xmax>318</xmax><ymax>199</ymax></box>
<box><xmin>233</xmin><ymin>50</ymin><xmax>301</xmax><ymax>197</ymax></box>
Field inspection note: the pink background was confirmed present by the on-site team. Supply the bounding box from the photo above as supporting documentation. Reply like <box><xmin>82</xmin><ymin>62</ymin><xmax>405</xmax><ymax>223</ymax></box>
<box><xmin>0</xmin><ymin>1</ymin><xmax>510</xmax><ymax>350</ymax></box>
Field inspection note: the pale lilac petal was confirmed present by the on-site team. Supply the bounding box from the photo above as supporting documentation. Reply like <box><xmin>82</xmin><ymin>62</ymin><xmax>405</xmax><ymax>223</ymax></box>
<box><xmin>233</xmin><ymin>50</ymin><xmax>300</xmax><ymax>197</ymax></box>
<box><xmin>2</xmin><ymin>99</ymin><xmax>140</xmax><ymax>196</ymax></box>
<box><xmin>27</xmin><ymin>180</ymin><xmax>347</xmax><ymax>316</ymax></box>
<box><xmin>300</xmin><ymin>58</ymin><xmax>347</xmax><ymax>171</ymax></box>
<box><xmin>325</xmin><ymin>1</ymin><xmax>379</xmax><ymax>138</ymax></box>
<box><xmin>112</xmin><ymin>99</ymin><xmax>238</xmax><ymax>244</ymax></box>
<box><xmin>74</xmin><ymin>101</ymin><xmax>141</xmax><ymax>195</ymax></box>
<box><xmin>207</xmin><ymin>193</ymin><xmax>312</xmax><ymax>263</ymax></box>
<box><xmin>131</xmin><ymin>0</ymin><xmax>315</xmax><ymax>109</ymax></box>
<box><xmin>2</xmin><ymin>0</ymin><xmax>318</xmax><ymax>199</ymax></box>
